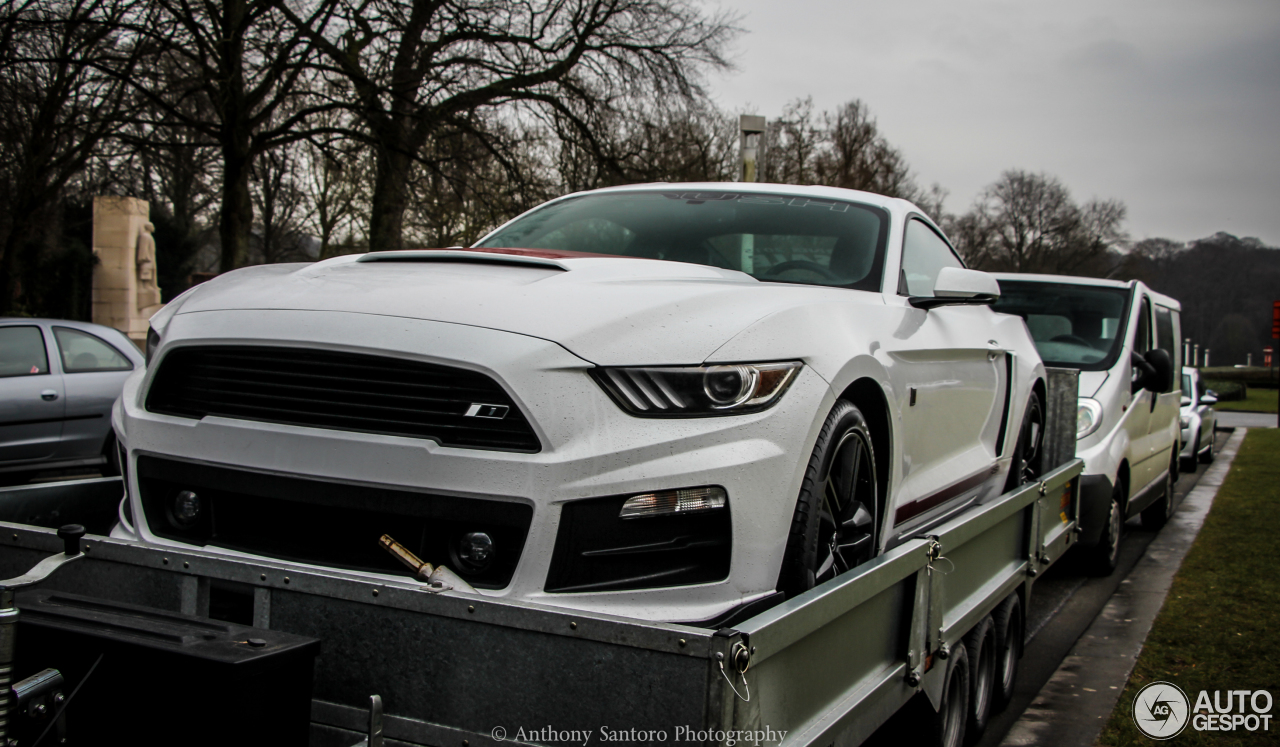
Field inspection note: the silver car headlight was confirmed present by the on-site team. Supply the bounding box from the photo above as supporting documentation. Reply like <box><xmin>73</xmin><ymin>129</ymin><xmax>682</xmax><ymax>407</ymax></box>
<box><xmin>592</xmin><ymin>362</ymin><xmax>802</xmax><ymax>416</ymax></box>
<box><xmin>1076</xmin><ymin>397</ymin><xmax>1103</xmax><ymax>439</ymax></box>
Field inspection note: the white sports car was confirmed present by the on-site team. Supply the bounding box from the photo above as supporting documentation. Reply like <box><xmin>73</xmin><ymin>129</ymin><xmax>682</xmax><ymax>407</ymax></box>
<box><xmin>113</xmin><ymin>183</ymin><xmax>1047</xmax><ymax>624</ymax></box>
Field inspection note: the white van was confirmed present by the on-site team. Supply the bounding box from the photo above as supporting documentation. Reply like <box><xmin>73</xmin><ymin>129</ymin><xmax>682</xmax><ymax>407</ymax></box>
<box><xmin>991</xmin><ymin>275</ymin><xmax>1182</xmax><ymax>574</ymax></box>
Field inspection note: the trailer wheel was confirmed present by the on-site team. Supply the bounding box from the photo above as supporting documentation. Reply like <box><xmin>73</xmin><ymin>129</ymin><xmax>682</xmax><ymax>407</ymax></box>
<box><xmin>992</xmin><ymin>593</ymin><xmax>1023</xmax><ymax>711</ymax></box>
<box><xmin>1140</xmin><ymin>457</ymin><xmax>1176</xmax><ymax>530</ymax></box>
<box><xmin>779</xmin><ymin>400</ymin><xmax>879</xmax><ymax>597</ymax></box>
<box><xmin>964</xmin><ymin>616</ymin><xmax>997</xmax><ymax>742</ymax></box>
<box><xmin>932</xmin><ymin>640</ymin><xmax>971</xmax><ymax>747</ymax></box>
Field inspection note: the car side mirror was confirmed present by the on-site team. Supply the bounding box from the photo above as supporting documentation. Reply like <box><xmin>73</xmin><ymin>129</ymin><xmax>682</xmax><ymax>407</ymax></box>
<box><xmin>909</xmin><ymin>267</ymin><xmax>1000</xmax><ymax>309</ymax></box>
<box><xmin>1200</xmin><ymin>393</ymin><xmax>1218</xmax><ymax>405</ymax></box>
<box><xmin>1131</xmin><ymin>348</ymin><xmax>1174</xmax><ymax>394</ymax></box>
<box><xmin>1180</xmin><ymin>395</ymin><xmax>1192</xmax><ymax>406</ymax></box>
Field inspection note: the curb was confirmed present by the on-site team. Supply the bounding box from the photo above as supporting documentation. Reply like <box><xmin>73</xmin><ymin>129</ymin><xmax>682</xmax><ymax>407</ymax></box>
<box><xmin>998</xmin><ymin>427</ymin><xmax>1249</xmax><ymax>747</ymax></box>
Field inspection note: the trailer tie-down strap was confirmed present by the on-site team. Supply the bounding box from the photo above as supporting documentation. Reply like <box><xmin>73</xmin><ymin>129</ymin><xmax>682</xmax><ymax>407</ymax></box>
<box><xmin>717</xmin><ymin>655</ymin><xmax>751</xmax><ymax>702</ymax></box>
<box><xmin>926</xmin><ymin>540</ymin><xmax>954</xmax><ymax>576</ymax></box>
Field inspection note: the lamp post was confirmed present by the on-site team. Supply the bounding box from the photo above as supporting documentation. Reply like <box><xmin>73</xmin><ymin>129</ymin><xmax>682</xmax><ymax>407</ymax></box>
<box><xmin>739</xmin><ymin>115</ymin><xmax>766</xmax><ymax>183</ymax></box>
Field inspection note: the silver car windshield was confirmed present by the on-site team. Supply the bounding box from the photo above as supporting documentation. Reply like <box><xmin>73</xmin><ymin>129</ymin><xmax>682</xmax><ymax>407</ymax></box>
<box><xmin>475</xmin><ymin>190</ymin><xmax>890</xmax><ymax>290</ymax></box>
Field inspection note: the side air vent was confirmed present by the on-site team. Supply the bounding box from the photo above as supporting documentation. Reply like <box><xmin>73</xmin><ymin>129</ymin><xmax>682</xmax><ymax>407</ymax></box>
<box><xmin>146</xmin><ymin>346</ymin><xmax>540</xmax><ymax>452</ymax></box>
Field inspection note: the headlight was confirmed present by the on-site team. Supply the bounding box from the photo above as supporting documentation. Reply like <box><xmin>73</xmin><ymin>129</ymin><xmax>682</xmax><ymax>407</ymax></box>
<box><xmin>1076</xmin><ymin>397</ymin><xmax>1103</xmax><ymax>439</ymax></box>
<box><xmin>145</xmin><ymin>326</ymin><xmax>161</xmax><ymax>366</ymax></box>
<box><xmin>592</xmin><ymin>362</ymin><xmax>802</xmax><ymax>416</ymax></box>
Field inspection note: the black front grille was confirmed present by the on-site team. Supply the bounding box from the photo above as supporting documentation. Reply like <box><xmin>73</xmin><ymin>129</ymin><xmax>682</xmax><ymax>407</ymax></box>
<box><xmin>137</xmin><ymin>456</ymin><xmax>532</xmax><ymax>589</ymax></box>
<box><xmin>146</xmin><ymin>345</ymin><xmax>540</xmax><ymax>452</ymax></box>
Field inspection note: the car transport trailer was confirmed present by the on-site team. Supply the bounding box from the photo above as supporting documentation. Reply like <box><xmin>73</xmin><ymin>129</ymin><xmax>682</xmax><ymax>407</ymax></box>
<box><xmin>0</xmin><ymin>372</ymin><xmax>1083</xmax><ymax>747</ymax></box>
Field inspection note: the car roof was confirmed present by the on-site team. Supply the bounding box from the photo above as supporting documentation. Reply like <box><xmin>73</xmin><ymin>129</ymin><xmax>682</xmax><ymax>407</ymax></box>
<box><xmin>555</xmin><ymin>181</ymin><xmax>911</xmax><ymax>213</ymax></box>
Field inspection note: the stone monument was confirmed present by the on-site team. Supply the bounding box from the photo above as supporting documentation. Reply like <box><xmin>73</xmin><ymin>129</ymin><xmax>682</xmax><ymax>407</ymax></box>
<box><xmin>91</xmin><ymin>196</ymin><xmax>165</xmax><ymax>347</ymax></box>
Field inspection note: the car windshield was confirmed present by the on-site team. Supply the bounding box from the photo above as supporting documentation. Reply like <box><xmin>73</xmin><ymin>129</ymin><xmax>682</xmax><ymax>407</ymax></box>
<box><xmin>992</xmin><ymin>280</ymin><xmax>1132</xmax><ymax>371</ymax></box>
<box><xmin>475</xmin><ymin>190</ymin><xmax>890</xmax><ymax>290</ymax></box>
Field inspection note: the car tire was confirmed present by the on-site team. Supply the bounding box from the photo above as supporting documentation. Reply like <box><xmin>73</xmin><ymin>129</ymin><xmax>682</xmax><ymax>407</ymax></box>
<box><xmin>1199</xmin><ymin>430</ymin><xmax>1215</xmax><ymax>464</ymax></box>
<box><xmin>1089</xmin><ymin>483</ymin><xmax>1123</xmax><ymax>576</ymax></box>
<box><xmin>778</xmin><ymin>399</ymin><xmax>879</xmax><ymax>598</ymax></box>
<box><xmin>1003</xmin><ymin>391</ymin><xmax>1043</xmax><ymax>493</ymax></box>
<box><xmin>991</xmin><ymin>592</ymin><xmax>1023</xmax><ymax>712</ymax></box>
<box><xmin>1141</xmin><ymin>459</ymin><xmax>1175</xmax><ymax>530</ymax></box>
<box><xmin>1180</xmin><ymin>429</ymin><xmax>1197</xmax><ymax>473</ymax></box>
<box><xmin>964</xmin><ymin>616</ymin><xmax>997</xmax><ymax>744</ymax></box>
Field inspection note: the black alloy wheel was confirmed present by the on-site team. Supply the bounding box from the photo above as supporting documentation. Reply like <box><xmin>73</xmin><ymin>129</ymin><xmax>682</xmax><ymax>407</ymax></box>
<box><xmin>780</xmin><ymin>400</ymin><xmax>880</xmax><ymax>597</ymax></box>
<box><xmin>1004</xmin><ymin>391</ymin><xmax>1044</xmax><ymax>492</ymax></box>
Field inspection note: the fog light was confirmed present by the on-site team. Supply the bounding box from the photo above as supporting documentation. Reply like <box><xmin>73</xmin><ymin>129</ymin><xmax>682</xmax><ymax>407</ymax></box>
<box><xmin>454</xmin><ymin>532</ymin><xmax>494</xmax><ymax>572</ymax></box>
<box><xmin>170</xmin><ymin>490</ymin><xmax>201</xmax><ymax>528</ymax></box>
<box><xmin>619</xmin><ymin>486</ymin><xmax>727</xmax><ymax>519</ymax></box>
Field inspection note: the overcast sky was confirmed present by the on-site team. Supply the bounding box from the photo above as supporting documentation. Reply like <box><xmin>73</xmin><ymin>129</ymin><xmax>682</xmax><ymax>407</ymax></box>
<box><xmin>708</xmin><ymin>0</ymin><xmax>1280</xmax><ymax>246</ymax></box>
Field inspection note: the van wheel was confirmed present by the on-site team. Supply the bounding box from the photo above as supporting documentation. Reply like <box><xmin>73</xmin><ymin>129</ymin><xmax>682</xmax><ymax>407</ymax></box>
<box><xmin>964</xmin><ymin>617</ymin><xmax>997</xmax><ymax>743</ymax></box>
<box><xmin>1141</xmin><ymin>459</ymin><xmax>1176</xmax><ymax>530</ymax></box>
<box><xmin>992</xmin><ymin>593</ymin><xmax>1023</xmax><ymax>711</ymax></box>
<box><xmin>1089</xmin><ymin>484</ymin><xmax>1123</xmax><ymax>576</ymax></box>
<box><xmin>779</xmin><ymin>400</ymin><xmax>879</xmax><ymax>597</ymax></box>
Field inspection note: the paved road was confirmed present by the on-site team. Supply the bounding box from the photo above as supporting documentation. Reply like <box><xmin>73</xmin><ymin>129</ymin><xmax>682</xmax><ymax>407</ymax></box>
<box><xmin>1216</xmin><ymin>410</ymin><xmax>1277</xmax><ymax>428</ymax></box>
<box><xmin>972</xmin><ymin>428</ymin><xmax>1233</xmax><ymax>747</ymax></box>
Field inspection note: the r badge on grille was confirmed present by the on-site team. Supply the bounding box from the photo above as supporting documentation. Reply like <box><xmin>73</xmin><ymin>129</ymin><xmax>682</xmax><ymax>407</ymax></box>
<box><xmin>464</xmin><ymin>403</ymin><xmax>509</xmax><ymax>419</ymax></box>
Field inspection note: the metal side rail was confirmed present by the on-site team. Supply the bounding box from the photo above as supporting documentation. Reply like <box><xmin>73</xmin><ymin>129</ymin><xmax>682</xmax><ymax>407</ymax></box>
<box><xmin>0</xmin><ymin>516</ymin><xmax>736</xmax><ymax>746</ymax></box>
<box><xmin>724</xmin><ymin>459</ymin><xmax>1083</xmax><ymax>747</ymax></box>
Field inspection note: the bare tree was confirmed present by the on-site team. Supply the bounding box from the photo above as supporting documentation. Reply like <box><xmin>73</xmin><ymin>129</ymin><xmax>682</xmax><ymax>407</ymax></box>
<box><xmin>120</xmin><ymin>0</ymin><xmax>340</xmax><ymax>271</ymax></box>
<box><xmin>280</xmin><ymin>0</ymin><xmax>737</xmax><ymax>251</ymax></box>
<box><xmin>953</xmin><ymin>170</ymin><xmax>1126</xmax><ymax>275</ymax></box>
<box><xmin>0</xmin><ymin>0</ymin><xmax>142</xmax><ymax>312</ymax></box>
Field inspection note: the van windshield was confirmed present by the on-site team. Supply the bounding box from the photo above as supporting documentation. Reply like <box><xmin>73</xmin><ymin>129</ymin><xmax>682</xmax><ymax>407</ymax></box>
<box><xmin>992</xmin><ymin>281</ymin><xmax>1132</xmax><ymax>371</ymax></box>
<box><xmin>475</xmin><ymin>190</ymin><xmax>890</xmax><ymax>290</ymax></box>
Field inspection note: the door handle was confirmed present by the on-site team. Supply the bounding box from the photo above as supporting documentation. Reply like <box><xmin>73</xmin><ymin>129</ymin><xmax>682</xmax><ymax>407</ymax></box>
<box><xmin>40</xmin><ymin>390</ymin><xmax>58</xmax><ymax>401</ymax></box>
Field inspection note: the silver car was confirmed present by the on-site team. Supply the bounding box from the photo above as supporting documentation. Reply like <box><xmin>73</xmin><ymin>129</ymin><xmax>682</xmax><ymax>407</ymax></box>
<box><xmin>0</xmin><ymin>318</ymin><xmax>142</xmax><ymax>480</ymax></box>
<box><xmin>1179</xmin><ymin>366</ymin><xmax>1218</xmax><ymax>471</ymax></box>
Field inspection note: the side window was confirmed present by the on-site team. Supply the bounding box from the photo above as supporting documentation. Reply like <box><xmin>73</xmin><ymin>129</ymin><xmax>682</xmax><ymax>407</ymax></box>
<box><xmin>1155</xmin><ymin>306</ymin><xmax>1178</xmax><ymax>371</ymax></box>
<box><xmin>1134</xmin><ymin>296</ymin><xmax>1152</xmax><ymax>354</ymax></box>
<box><xmin>53</xmin><ymin>327</ymin><xmax>134</xmax><ymax>374</ymax></box>
<box><xmin>0</xmin><ymin>326</ymin><xmax>50</xmax><ymax>377</ymax></box>
<box><xmin>899</xmin><ymin>219</ymin><xmax>962</xmax><ymax>297</ymax></box>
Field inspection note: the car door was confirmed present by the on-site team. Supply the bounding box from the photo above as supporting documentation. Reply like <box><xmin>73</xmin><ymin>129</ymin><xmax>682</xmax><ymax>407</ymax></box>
<box><xmin>1149</xmin><ymin>304</ymin><xmax>1181</xmax><ymax>471</ymax></box>
<box><xmin>51</xmin><ymin>325</ymin><xmax>136</xmax><ymax>459</ymax></box>
<box><xmin>0</xmin><ymin>324</ymin><xmax>65</xmax><ymax>463</ymax></box>
<box><xmin>885</xmin><ymin>218</ymin><xmax>1004</xmax><ymax>525</ymax></box>
<box><xmin>1126</xmin><ymin>293</ymin><xmax>1157</xmax><ymax>494</ymax></box>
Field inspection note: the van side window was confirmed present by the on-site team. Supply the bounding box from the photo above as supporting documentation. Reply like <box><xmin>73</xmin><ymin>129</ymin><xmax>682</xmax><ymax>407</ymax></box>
<box><xmin>1135</xmin><ymin>296</ymin><xmax>1152</xmax><ymax>354</ymax></box>
<box><xmin>898</xmin><ymin>219</ymin><xmax>962</xmax><ymax>297</ymax></box>
<box><xmin>1155</xmin><ymin>306</ymin><xmax>1177</xmax><ymax>367</ymax></box>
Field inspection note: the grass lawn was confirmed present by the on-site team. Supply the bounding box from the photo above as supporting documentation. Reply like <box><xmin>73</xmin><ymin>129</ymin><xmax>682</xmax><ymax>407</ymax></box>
<box><xmin>1211</xmin><ymin>388</ymin><xmax>1279</xmax><ymax>413</ymax></box>
<box><xmin>1098</xmin><ymin>428</ymin><xmax>1280</xmax><ymax>746</ymax></box>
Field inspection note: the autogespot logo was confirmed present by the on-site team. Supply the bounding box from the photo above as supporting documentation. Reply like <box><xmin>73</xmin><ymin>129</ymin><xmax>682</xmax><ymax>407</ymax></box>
<box><xmin>1133</xmin><ymin>681</ymin><xmax>1190</xmax><ymax>739</ymax></box>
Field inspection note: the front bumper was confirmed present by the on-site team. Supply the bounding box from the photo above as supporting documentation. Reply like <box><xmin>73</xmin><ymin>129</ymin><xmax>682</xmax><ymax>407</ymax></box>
<box><xmin>115</xmin><ymin>309</ymin><xmax>830</xmax><ymax>623</ymax></box>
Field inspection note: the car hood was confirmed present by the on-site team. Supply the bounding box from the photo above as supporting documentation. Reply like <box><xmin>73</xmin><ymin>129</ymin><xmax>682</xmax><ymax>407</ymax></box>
<box><xmin>170</xmin><ymin>252</ymin><xmax>850</xmax><ymax>365</ymax></box>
